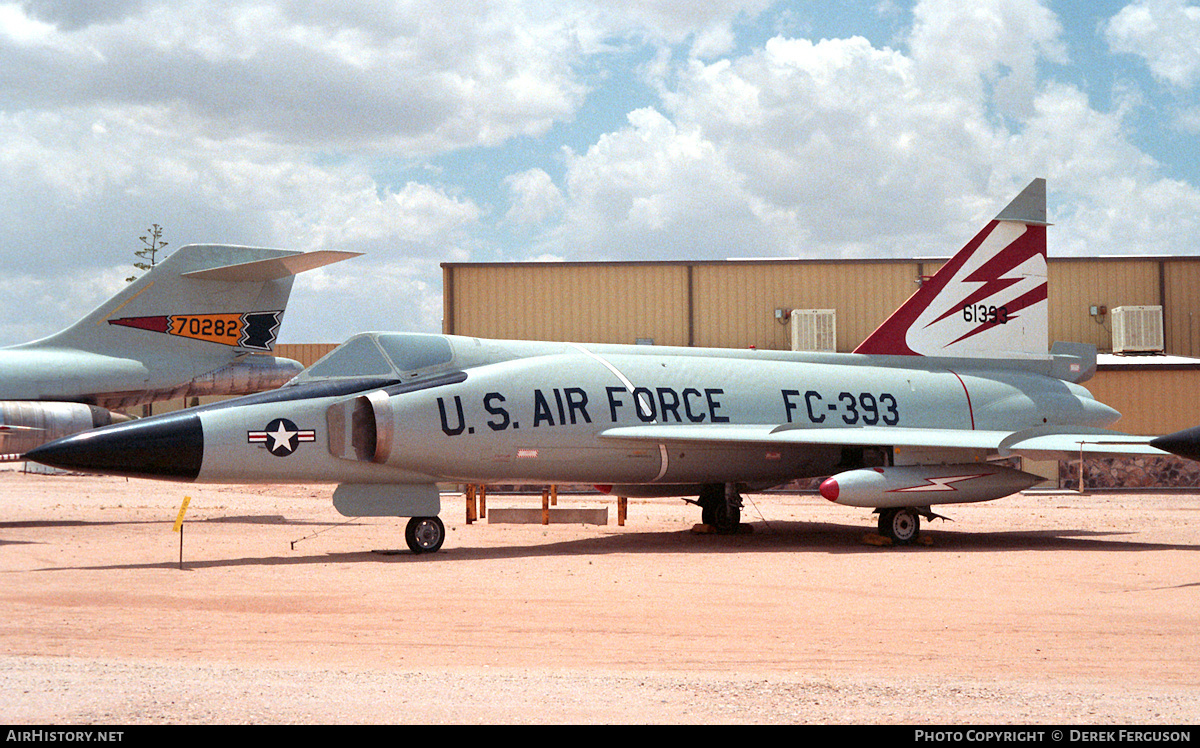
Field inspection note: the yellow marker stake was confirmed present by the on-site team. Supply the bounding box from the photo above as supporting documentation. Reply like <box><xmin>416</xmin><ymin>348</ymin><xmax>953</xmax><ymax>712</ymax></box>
<box><xmin>173</xmin><ymin>496</ymin><xmax>191</xmax><ymax>533</ymax></box>
<box><xmin>174</xmin><ymin>497</ymin><xmax>191</xmax><ymax>570</ymax></box>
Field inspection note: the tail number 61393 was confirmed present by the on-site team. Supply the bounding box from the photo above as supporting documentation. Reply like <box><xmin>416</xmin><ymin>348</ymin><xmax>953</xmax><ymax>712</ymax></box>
<box><xmin>962</xmin><ymin>304</ymin><xmax>1009</xmax><ymax>324</ymax></box>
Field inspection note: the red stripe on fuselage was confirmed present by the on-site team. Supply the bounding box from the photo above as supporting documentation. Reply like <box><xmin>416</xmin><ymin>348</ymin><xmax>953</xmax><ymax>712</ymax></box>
<box><xmin>950</xmin><ymin>370</ymin><xmax>975</xmax><ymax>430</ymax></box>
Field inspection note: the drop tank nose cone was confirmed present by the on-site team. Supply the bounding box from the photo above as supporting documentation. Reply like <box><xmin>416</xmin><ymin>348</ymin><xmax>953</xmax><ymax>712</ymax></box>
<box><xmin>818</xmin><ymin>477</ymin><xmax>840</xmax><ymax>502</ymax></box>
<box><xmin>25</xmin><ymin>411</ymin><xmax>204</xmax><ymax>481</ymax></box>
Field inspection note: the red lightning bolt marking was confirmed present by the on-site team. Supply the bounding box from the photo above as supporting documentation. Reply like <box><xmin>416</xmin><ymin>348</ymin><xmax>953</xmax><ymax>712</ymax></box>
<box><xmin>853</xmin><ymin>223</ymin><xmax>997</xmax><ymax>355</ymax></box>
<box><xmin>927</xmin><ymin>225</ymin><xmax>1047</xmax><ymax>347</ymax></box>
<box><xmin>929</xmin><ymin>224</ymin><xmax>1045</xmax><ymax>326</ymax></box>
<box><xmin>852</xmin><ymin>218</ymin><xmax>1048</xmax><ymax>356</ymax></box>
<box><xmin>889</xmin><ymin>472</ymin><xmax>994</xmax><ymax>493</ymax></box>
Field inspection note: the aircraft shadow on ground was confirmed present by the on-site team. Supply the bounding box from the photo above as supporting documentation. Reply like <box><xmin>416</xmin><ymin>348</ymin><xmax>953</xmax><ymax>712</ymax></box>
<box><xmin>28</xmin><ymin>516</ymin><xmax>1200</xmax><ymax>572</ymax></box>
<box><xmin>0</xmin><ymin>515</ymin><xmax>339</xmax><ymax>548</ymax></box>
<box><xmin>1</xmin><ymin>516</ymin><xmax>300</xmax><ymax>528</ymax></box>
<box><xmin>0</xmin><ymin>519</ymin><xmax>169</xmax><ymax>548</ymax></box>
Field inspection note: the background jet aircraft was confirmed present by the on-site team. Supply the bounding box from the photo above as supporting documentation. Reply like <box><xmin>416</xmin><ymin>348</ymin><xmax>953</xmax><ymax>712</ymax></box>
<box><xmin>1</xmin><ymin>244</ymin><xmax>356</xmax><ymax>456</ymax></box>
<box><xmin>27</xmin><ymin>180</ymin><xmax>1198</xmax><ymax>552</ymax></box>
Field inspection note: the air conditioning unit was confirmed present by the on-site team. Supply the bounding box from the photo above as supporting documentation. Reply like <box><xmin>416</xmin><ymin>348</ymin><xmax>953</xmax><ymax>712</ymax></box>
<box><xmin>1111</xmin><ymin>305</ymin><xmax>1164</xmax><ymax>354</ymax></box>
<box><xmin>790</xmin><ymin>309</ymin><xmax>836</xmax><ymax>352</ymax></box>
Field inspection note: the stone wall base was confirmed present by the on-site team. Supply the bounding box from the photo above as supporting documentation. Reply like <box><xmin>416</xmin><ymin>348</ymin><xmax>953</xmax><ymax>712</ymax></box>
<box><xmin>1057</xmin><ymin>455</ymin><xmax>1200</xmax><ymax>490</ymax></box>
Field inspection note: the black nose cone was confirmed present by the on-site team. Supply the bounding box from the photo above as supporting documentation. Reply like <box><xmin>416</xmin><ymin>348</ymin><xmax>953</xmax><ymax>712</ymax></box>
<box><xmin>25</xmin><ymin>411</ymin><xmax>204</xmax><ymax>481</ymax></box>
<box><xmin>1150</xmin><ymin>425</ymin><xmax>1200</xmax><ymax>462</ymax></box>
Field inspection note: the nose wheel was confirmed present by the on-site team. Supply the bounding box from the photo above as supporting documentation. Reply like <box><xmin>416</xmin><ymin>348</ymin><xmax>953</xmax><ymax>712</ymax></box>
<box><xmin>405</xmin><ymin>516</ymin><xmax>445</xmax><ymax>554</ymax></box>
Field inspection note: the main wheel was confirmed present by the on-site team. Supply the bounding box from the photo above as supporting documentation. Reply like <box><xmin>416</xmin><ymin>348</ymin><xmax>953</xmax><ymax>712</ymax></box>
<box><xmin>405</xmin><ymin>516</ymin><xmax>445</xmax><ymax>554</ymax></box>
<box><xmin>713</xmin><ymin>491</ymin><xmax>742</xmax><ymax>533</ymax></box>
<box><xmin>878</xmin><ymin>507</ymin><xmax>920</xmax><ymax>545</ymax></box>
<box><xmin>697</xmin><ymin>484</ymin><xmax>722</xmax><ymax>526</ymax></box>
<box><xmin>697</xmin><ymin>483</ymin><xmax>741</xmax><ymax>533</ymax></box>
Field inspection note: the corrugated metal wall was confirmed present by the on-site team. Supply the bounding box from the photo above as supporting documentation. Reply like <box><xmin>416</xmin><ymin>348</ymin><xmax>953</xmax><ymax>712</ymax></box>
<box><xmin>276</xmin><ymin>342</ymin><xmax>339</xmax><ymax>368</ymax></box>
<box><xmin>444</xmin><ymin>259</ymin><xmax>928</xmax><ymax>350</ymax></box>
<box><xmin>1048</xmin><ymin>259</ymin><xmax>1163</xmax><ymax>352</ymax></box>
<box><xmin>690</xmin><ymin>261</ymin><xmax>919</xmax><ymax>350</ymax></box>
<box><xmin>1164</xmin><ymin>259</ymin><xmax>1200</xmax><ymax>357</ymax></box>
<box><xmin>446</xmin><ymin>263</ymin><xmax>692</xmax><ymax>346</ymax></box>
<box><xmin>444</xmin><ymin>257</ymin><xmax>1200</xmax><ymax>355</ymax></box>
<box><xmin>1087</xmin><ymin>366</ymin><xmax>1200</xmax><ymax>435</ymax></box>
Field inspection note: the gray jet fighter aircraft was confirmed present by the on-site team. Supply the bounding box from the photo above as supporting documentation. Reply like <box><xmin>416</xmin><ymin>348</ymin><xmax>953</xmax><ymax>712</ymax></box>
<box><xmin>27</xmin><ymin>180</ymin><xmax>1200</xmax><ymax>551</ymax></box>
<box><xmin>1</xmin><ymin>244</ymin><xmax>356</xmax><ymax>456</ymax></box>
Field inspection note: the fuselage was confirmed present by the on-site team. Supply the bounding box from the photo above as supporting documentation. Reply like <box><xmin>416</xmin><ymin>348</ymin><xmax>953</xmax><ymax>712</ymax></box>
<box><xmin>0</xmin><ymin>348</ymin><xmax>148</xmax><ymax>402</ymax></box>
<box><xmin>0</xmin><ymin>346</ymin><xmax>302</xmax><ymax>410</ymax></box>
<box><xmin>96</xmin><ymin>332</ymin><xmax>1118</xmax><ymax>488</ymax></box>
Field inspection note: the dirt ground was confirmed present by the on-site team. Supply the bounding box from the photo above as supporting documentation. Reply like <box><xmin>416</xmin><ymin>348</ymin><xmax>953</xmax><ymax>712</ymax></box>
<box><xmin>2</xmin><ymin>468</ymin><xmax>1200</xmax><ymax>725</ymax></box>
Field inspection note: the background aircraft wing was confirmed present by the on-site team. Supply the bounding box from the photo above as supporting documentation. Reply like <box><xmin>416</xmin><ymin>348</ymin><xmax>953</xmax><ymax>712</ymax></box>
<box><xmin>597</xmin><ymin>423</ymin><xmax>1166</xmax><ymax>460</ymax></box>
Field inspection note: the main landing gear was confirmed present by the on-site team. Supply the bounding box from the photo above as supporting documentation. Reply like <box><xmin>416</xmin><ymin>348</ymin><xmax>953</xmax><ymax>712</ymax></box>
<box><xmin>875</xmin><ymin>507</ymin><xmax>946</xmax><ymax>546</ymax></box>
<box><xmin>405</xmin><ymin>516</ymin><xmax>445</xmax><ymax>554</ymax></box>
<box><xmin>695</xmin><ymin>483</ymin><xmax>744</xmax><ymax>534</ymax></box>
<box><xmin>877</xmin><ymin>507</ymin><xmax>920</xmax><ymax>545</ymax></box>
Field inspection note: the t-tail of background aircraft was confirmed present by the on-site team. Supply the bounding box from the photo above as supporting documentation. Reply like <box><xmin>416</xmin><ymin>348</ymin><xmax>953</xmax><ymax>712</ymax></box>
<box><xmin>1</xmin><ymin>244</ymin><xmax>356</xmax><ymax>457</ymax></box>
<box><xmin>26</xmin><ymin>180</ymin><xmax>1200</xmax><ymax>552</ymax></box>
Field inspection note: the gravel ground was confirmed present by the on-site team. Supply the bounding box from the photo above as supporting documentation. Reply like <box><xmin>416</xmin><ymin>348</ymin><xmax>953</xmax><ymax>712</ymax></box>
<box><xmin>2</xmin><ymin>471</ymin><xmax>1199</xmax><ymax>725</ymax></box>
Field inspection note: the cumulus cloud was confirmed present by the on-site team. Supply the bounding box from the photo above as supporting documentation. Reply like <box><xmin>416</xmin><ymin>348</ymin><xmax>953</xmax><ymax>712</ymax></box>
<box><xmin>285</xmin><ymin>257</ymin><xmax>449</xmax><ymax>344</ymax></box>
<box><xmin>0</xmin><ymin>100</ymin><xmax>482</xmax><ymax>343</ymax></box>
<box><xmin>1</xmin><ymin>1</ymin><xmax>589</xmax><ymax>153</ymax></box>
<box><xmin>1</xmin><ymin>0</ymin><xmax>1199</xmax><ymax>345</ymax></box>
<box><xmin>1106</xmin><ymin>0</ymin><xmax>1200</xmax><ymax>88</ymax></box>
<box><xmin>503</xmin><ymin>168</ymin><xmax>564</xmax><ymax>227</ymax></box>
<box><xmin>538</xmin><ymin>13</ymin><xmax>1017</xmax><ymax>260</ymax></box>
<box><xmin>528</xmin><ymin>0</ymin><xmax>1200</xmax><ymax>265</ymax></box>
<box><xmin>0</xmin><ymin>0</ymin><xmax>786</xmax><ymax>342</ymax></box>
<box><xmin>908</xmin><ymin>0</ymin><xmax>1066</xmax><ymax>114</ymax></box>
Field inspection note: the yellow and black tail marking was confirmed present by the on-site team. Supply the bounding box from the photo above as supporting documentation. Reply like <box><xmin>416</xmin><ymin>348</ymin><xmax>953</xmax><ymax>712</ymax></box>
<box><xmin>108</xmin><ymin>311</ymin><xmax>283</xmax><ymax>351</ymax></box>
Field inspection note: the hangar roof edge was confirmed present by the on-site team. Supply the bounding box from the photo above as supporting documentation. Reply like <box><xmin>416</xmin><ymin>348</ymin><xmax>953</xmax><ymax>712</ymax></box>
<box><xmin>441</xmin><ymin>255</ymin><xmax>1200</xmax><ymax>270</ymax></box>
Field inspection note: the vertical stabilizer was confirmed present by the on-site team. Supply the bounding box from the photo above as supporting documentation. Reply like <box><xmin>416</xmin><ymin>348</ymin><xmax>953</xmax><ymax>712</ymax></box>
<box><xmin>854</xmin><ymin>179</ymin><xmax>1049</xmax><ymax>358</ymax></box>
<box><xmin>15</xmin><ymin>245</ymin><xmax>356</xmax><ymax>362</ymax></box>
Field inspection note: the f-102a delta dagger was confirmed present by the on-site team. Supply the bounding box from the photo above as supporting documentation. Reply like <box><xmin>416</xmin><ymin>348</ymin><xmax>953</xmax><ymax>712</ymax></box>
<box><xmin>27</xmin><ymin>180</ymin><xmax>1200</xmax><ymax>552</ymax></box>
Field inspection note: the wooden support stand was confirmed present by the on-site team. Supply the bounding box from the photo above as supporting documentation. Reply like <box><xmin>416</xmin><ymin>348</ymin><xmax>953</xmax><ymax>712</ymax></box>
<box><xmin>465</xmin><ymin>484</ymin><xmax>489</xmax><ymax>524</ymax></box>
<box><xmin>466</xmin><ymin>484</ymin><xmax>618</xmax><ymax>526</ymax></box>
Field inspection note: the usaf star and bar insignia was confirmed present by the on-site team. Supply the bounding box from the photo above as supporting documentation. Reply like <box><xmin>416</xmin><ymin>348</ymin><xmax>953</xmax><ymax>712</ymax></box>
<box><xmin>108</xmin><ymin>310</ymin><xmax>284</xmax><ymax>351</ymax></box>
<box><xmin>248</xmin><ymin>418</ymin><xmax>316</xmax><ymax>457</ymax></box>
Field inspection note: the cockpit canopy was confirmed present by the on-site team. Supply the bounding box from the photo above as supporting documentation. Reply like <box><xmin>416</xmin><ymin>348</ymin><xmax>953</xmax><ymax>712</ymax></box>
<box><xmin>300</xmin><ymin>333</ymin><xmax>454</xmax><ymax>380</ymax></box>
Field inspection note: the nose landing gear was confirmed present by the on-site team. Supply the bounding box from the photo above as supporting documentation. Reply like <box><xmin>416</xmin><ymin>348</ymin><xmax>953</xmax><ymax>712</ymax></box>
<box><xmin>405</xmin><ymin>516</ymin><xmax>445</xmax><ymax>554</ymax></box>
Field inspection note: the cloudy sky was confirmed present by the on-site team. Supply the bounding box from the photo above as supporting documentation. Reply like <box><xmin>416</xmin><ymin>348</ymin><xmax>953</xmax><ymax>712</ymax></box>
<box><xmin>1</xmin><ymin>0</ymin><xmax>1197</xmax><ymax>346</ymax></box>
